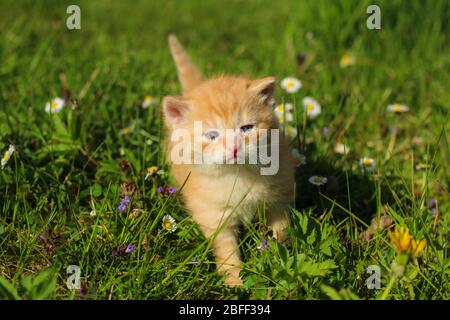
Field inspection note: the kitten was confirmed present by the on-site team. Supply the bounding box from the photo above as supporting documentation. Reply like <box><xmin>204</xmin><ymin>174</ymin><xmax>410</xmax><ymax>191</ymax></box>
<box><xmin>162</xmin><ymin>35</ymin><xmax>295</xmax><ymax>286</ymax></box>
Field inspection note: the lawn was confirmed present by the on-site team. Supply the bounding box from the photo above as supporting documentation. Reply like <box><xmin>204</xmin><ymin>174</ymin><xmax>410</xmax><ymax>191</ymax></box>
<box><xmin>0</xmin><ymin>0</ymin><xmax>449</xmax><ymax>300</ymax></box>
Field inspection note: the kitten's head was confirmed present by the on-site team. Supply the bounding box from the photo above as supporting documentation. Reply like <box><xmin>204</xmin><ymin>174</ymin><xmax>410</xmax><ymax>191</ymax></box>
<box><xmin>163</xmin><ymin>76</ymin><xmax>279</xmax><ymax>168</ymax></box>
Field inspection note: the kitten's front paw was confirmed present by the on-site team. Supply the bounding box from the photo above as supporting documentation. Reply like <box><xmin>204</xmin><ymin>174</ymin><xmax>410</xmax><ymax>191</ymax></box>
<box><xmin>270</xmin><ymin>220</ymin><xmax>289</xmax><ymax>242</ymax></box>
<box><xmin>223</xmin><ymin>269</ymin><xmax>243</xmax><ymax>287</ymax></box>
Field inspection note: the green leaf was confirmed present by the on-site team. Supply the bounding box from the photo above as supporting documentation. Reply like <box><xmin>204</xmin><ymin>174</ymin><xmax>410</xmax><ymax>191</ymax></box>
<box><xmin>0</xmin><ymin>277</ymin><xmax>21</xmax><ymax>300</ymax></box>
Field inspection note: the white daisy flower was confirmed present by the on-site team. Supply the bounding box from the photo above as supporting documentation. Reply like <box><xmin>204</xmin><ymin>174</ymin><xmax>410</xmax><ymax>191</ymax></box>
<box><xmin>1</xmin><ymin>145</ymin><xmax>15</xmax><ymax>169</ymax></box>
<box><xmin>308</xmin><ymin>175</ymin><xmax>328</xmax><ymax>186</ymax></box>
<box><xmin>141</xmin><ymin>95</ymin><xmax>157</xmax><ymax>109</ymax></box>
<box><xmin>291</xmin><ymin>148</ymin><xmax>306</xmax><ymax>166</ymax></box>
<box><xmin>274</xmin><ymin>103</ymin><xmax>294</xmax><ymax>122</ymax></box>
<box><xmin>302</xmin><ymin>97</ymin><xmax>321</xmax><ymax>119</ymax></box>
<box><xmin>286</xmin><ymin>126</ymin><xmax>298</xmax><ymax>139</ymax></box>
<box><xmin>387</xmin><ymin>103</ymin><xmax>409</xmax><ymax>113</ymax></box>
<box><xmin>44</xmin><ymin>97</ymin><xmax>65</xmax><ymax>113</ymax></box>
<box><xmin>360</xmin><ymin>157</ymin><xmax>376</xmax><ymax>172</ymax></box>
<box><xmin>415</xmin><ymin>163</ymin><xmax>432</xmax><ymax>170</ymax></box>
<box><xmin>340</xmin><ymin>53</ymin><xmax>356</xmax><ymax>68</ymax></box>
<box><xmin>162</xmin><ymin>215</ymin><xmax>177</xmax><ymax>233</ymax></box>
<box><xmin>281</xmin><ymin>77</ymin><xmax>302</xmax><ymax>93</ymax></box>
<box><xmin>334</xmin><ymin>143</ymin><xmax>350</xmax><ymax>155</ymax></box>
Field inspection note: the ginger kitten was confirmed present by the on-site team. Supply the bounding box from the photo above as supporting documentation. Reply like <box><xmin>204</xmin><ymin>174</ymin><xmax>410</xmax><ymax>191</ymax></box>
<box><xmin>162</xmin><ymin>35</ymin><xmax>295</xmax><ymax>286</ymax></box>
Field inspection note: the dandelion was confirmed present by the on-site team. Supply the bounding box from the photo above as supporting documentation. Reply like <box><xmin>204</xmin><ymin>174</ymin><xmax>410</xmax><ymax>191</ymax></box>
<box><xmin>280</xmin><ymin>77</ymin><xmax>302</xmax><ymax>93</ymax></box>
<box><xmin>302</xmin><ymin>97</ymin><xmax>321</xmax><ymax>119</ymax></box>
<box><xmin>360</xmin><ymin>157</ymin><xmax>376</xmax><ymax>172</ymax></box>
<box><xmin>117</xmin><ymin>196</ymin><xmax>131</xmax><ymax>212</ymax></box>
<box><xmin>257</xmin><ymin>239</ymin><xmax>269</xmax><ymax>251</ymax></box>
<box><xmin>308</xmin><ymin>175</ymin><xmax>328</xmax><ymax>186</ymax></box>
<box><xmin>274</xmin><ymin>103</ymin><xmax>294</xmax><ymax>123</ymax></box>
<box><xmin>388</xmin><ymin>226</ymin><xmax>426</xmax><ymax>258</ymax></box>
<box><xmin>339</xmin><ymin>53</ymin><xmax>356</xmax><ymax>68</ymax></box>
<box><xmin>44</xmin><ymin>97</ymin><xmax>65</xmax><ymax>113</ymax></box>
<box><xmin>334</xmin><ymin>143</ymin><xmax>350</xmax><ymax>155</ymax></box>
<box><xmin>1</xmin><ymin>145</ymin><xmax>15</xmax><ymax>169</ymax></box>
<box><xmin>125</xmin><ymin>244</ymin><xmax>136</xmax><ymax>254</ymax></box>
<box><xmin>141</xmin><ymin>95</ymin><xmax>157</xmax><ymax>109</ymax></box>
<box><xmin>387</xmin><ymin>103</ymin><xmax>409</xmax><ymax>113</ymax></box>
<box><xmin>291</xmin><ymin>148</ymin><xmax>306</xmax><ymax>166</ymax></box>
<box><xmin>162</xmin><ymin>215</ymin><xmax>177</xmax><ymax>233</ymax></box>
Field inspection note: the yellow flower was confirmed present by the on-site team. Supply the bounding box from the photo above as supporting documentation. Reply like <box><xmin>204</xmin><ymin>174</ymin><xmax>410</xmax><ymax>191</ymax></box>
<box><xmin>340</xmin><ymin>53</ymin><xmax>356</xmax><ymax>68</ymax></box>
<box><xmin>142</xmin><ymin>95</ymin><xmax>158</xmax><ymax>109</ymax></box>
<box><xmin>409</xmin><ymin>238</ymin><xmax>427</xmax><ymax>258</ymax></box>
<box><xmin>147</xmin><ymin>166</ymin><xmax>158</xmax><ymax>175</ymax></box>
<box><xmin>389</xmin><ymin>226</ymin><xmax>426</xmax><ymax>257</ymax></box>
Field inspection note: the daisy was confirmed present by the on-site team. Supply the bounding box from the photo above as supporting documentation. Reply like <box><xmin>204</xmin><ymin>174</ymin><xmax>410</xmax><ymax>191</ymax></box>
<box><xmin>302</xmin><ymin>97</ymin><xmax>321</xmax><ymax>119</ymax></box>
<box><xmin>360</xmin><ymin>157</ymin><xmax>376</xmax><ymax>172</ymax></box>
<box><xmin>291</xmin><ymin>148</ymin><xmax>306</xmax><ymax>166</ymax></box>
<box><xmin>334</xmin><ymin>143</ymin><xmax>350</xmax><ymax>155</ymax></box>
<box><xmin>44</xmin><ymin>97</ymin><xmax>65</xmax><ymax>113</ymax></box>
<box><xmin>1</xmin><ymin>145</ymin><xmax>15</xmax><ymax>169</ymax></box>
<box><xmin>120</xmin><ymin>126</ymin><xmax>133</xmax><ymax>136</ymax></box>
<box><xmin>274</xmin><ymin>103</ymin><xmax>294</xmax><ymax>122</ymax></box>
<box><xmin>415</xmin><ymin>163</ymin><xmax>432</xmax><ymax>170</ymax></box>
<box><xmin>280</xmin><ymin>77</ymin><xmax>302</xmax><ymax>93</ymax></box>
<box><xmin>340</xmin><ymin>53</ymin><xmax>356</xmax><ymax>68</ymax></box>
<box><xmin>162</xmin><ymin>215</ymin><xmax>177</xmax><ymax>233</ymax></box>
<box><xmin>387</xmin><ymin>103</ymin><xmax>409</xmax><ymax>113</ymax></box>
<box><xmin>308</xmin><ymin>175</ymin><xmax>327</xmax><ymax>186</ymax></box>
<box><xmin>286</xmin><ymin>126</ymin><xmax>298</xmax><ymax>139</ymax></box>
<box><xmin>145</xmin><ymin>166</ymin><xmax>164</xmax><ymax>179</ymax></box>
<box><xmin>141</xmin><ymin>95</ymin><xmax>157</xmax><ymax>109</ymax></box>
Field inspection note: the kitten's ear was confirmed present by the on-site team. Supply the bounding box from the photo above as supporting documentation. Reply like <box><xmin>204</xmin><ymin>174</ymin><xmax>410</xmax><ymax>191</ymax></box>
<box><xmin>162</xmin><ymin>96</ymin><xmax>190</xmax><ymax>125</ymax></box>
<box><xmin>248</xmin><ymin>77</ymin><xmax>276</xmax><ymax>107</ymax></box>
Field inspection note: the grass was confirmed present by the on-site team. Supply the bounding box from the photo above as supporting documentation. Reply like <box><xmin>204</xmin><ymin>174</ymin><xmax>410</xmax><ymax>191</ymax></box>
<box><xmin>0</xmin><ymin>0</ymin><xmax>449</xmax><ymax>300</ymax></box>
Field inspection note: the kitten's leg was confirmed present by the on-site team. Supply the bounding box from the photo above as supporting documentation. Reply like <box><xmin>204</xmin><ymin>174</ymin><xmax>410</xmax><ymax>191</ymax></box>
<box><xmin>267</xmin><ymin>211</ymin><xmax>289</xmax><ymax>242</ymax></box>
<box><xmin>197</xmin><ymin>219</ymin><xmax>243</xmax><ymax>287</ymax></box>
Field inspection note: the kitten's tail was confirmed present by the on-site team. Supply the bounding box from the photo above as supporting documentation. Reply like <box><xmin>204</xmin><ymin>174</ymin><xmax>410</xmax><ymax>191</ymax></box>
<box><xmin>168</xmin><ymin>34</ymin><xmax>203</xmax><ymax>93</ymax></box>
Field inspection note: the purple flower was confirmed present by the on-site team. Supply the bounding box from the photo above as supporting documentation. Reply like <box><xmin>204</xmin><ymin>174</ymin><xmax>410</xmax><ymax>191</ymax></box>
<box><xmin>157</xmin><ymin>185</ymin><xmax>177</xmax><ymax>196</ymax></box>
<box><xmin>322</xmin><ymin>127</ymin><xmax>330</xmax><ymax>136</ymax></box>
<box><xmin>125</xmin><ymin>244</ymin><xmax>136</xmax><ymax>254</ymax></box>
<box><xmin>431</xmin><ymin>208</ymin><xmax>438</xmax><ymax>216</ymax></box>
<box><xmin>117</xmin><ymin>196</ymin><xmax>131</xmax><ymax>211</ymax></box>
<box><xmin>168</xmin><ymin>187</ymin><xmax>177</xmax><ymax>194</ymax></box>
<box><xmin>429</xmin><ymin>198</ymin><xmax>437</xmax><ymax>209</ymax></box>
<box><xmin>257</xmin><ymin>239</ymin><xmax>269</xmax><ymax>251</ymax></box>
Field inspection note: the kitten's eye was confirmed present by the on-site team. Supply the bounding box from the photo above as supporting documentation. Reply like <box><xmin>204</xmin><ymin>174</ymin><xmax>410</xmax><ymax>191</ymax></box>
<box><xmin>204</xmin><ymin>130</ymin><xmax>220</xmax><ymax>141</ymax></box>
<box><xmin>240</xmin><ymin>124</ymin><xmax>254</xmax><ymax>133</ymax></box>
